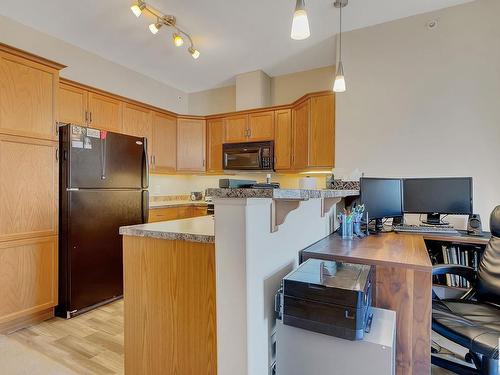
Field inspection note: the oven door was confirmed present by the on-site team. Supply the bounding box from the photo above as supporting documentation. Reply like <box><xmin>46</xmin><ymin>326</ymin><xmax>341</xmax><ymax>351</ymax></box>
<box><xmin>223</xmin><ymin>145</ymin><xmax>262</xmax><ymax>170</ymax></box>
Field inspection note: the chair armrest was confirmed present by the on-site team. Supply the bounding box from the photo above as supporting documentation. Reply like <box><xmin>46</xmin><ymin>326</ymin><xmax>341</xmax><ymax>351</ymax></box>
<box><xmin>432</xmin><ymin>264</ymin><xmax>476</xmax><ymax>284</ymax></box>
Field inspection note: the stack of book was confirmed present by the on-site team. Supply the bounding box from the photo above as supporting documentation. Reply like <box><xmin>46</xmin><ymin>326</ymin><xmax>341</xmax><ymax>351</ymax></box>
<box><xmin>441</xmin><ymin>245</ymin><xmax>480</xmax><ymax>288</ymax></box>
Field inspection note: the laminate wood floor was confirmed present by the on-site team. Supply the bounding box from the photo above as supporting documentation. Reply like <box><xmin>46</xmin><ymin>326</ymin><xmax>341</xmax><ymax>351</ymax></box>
<box><xmin>8</xmin><ymin>301</ymin><xmax>124</xmax><ymax>375</ymax></box>
<box><xmin>5</xmin><ymin>300</ymin><xmax>456</xmax><ymax>374</ymax></box>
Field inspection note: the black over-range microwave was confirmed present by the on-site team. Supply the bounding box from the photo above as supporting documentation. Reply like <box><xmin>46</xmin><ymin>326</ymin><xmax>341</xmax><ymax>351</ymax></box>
<box><xmin>222</xmin><ymin>141</ymin><xmax>274</xmax><ymax>171</ymax></box>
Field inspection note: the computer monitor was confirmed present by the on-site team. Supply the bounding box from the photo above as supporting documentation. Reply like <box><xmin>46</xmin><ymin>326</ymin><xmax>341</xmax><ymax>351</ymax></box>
<box><xmin>360</xmin><ymin>178</ymin><xmax>403</xmax><ymax>232</ymax></box>
<box><xmin>403</xmin><ymin>177</ymin><xmax>473</xmax><ymax>225</ymax></box>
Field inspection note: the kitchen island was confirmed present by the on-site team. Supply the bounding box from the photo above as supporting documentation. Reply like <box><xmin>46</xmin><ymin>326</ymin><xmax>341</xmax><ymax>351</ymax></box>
<box><xmin>120</xmin><ymin>188</ymin><xmax>358</xmax><ymax>375</ymax></box>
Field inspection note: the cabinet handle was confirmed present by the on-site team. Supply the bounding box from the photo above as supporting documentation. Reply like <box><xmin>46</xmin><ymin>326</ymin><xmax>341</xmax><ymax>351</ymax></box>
<box><xmin>150</xmin><ymin>155</ymin><xmax>154</xmax><ymax>168</ymax></box>
<box><xmin>153</xmin><ymin>155</ymin><xmax>156</xmax><ymax>167</ymax></box>
<box><xmin>89</xmin><ymin>111</ymin><xmax>93</xmax><ymax>124</ymax></box>
<box><xmin>248</xmin><ymin>128</ymin><xmax>251</xmax><ymax>138</ymax></box>
<box><xmin>84</xmin><ymin>111</ymin><xmax>88</xmax><ymax>124</ymax></box>
<box><xmin>55</xmin><ymin>123</ymin><xmax>59</xmax><ymax>136</ymax></box>
<box><xmin>55</xmin><ymin>148</ymin><xmax>59</xmax><ymax>162</ymax></box>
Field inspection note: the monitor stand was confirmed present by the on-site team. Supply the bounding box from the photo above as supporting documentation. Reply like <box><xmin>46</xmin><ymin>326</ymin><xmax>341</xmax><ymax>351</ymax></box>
<box><xmin>422</xmin><ymin>213</ymin><xmax>449</xmax><ymax>226</ymax></box>
<box><xmin>367</xmin><ymin>219</ymin><xmax>384</xmax><ymax>235</ymax></box>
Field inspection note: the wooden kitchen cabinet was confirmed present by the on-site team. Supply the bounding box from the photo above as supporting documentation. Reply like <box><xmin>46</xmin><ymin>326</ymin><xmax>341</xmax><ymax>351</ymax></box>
<box><xmin>292</xmin><ymin>99</ymin><xmax>310</xmax><ymax>170</ymax></box>
<box><xmin>88</xmin><ymin>92</ymin><xmax>122</xmax><ymax>133</ymax></box>
<box><xmin>223</xmin><ymin>114</ymin><xmax>248</xmax><ymax>143</ymax></box>
<box><xmin>0</xmin><ymin>134</ymin><xmax>58</xmax><ymax>243</ymax></box>
<box><xmin>309</xmin><ymin>93</ymin><xmax>335</xmax><ymax>168</ymax></box>
<box><xmin>274</xmin><ymin>109</ymin><xmax>292</xmax><ymax>170</ymax></box>
<box><xmin>0</xmin><ymin>50</ymin><xmax>60</xmax><ymax>141</ymax></box>
<box><xmin>177</xmin><ymin>118</ymin><xmax>206</xmax><ymax>172</ymax></box>
<box><xmin>122</xmin><ymin>102</ymin><xmax>152</xmax><ymax>140</ymax></box>
<box><xmin>58</xmin><ymin>83</ymin><xmax>88</xmax><ymax>126</ymax></box>
<box><xmin>248</xmin><ymin>110</ymin><xmax>274</xmax><ymax>141</ymax></box>
<box><xmin>151</xmin><ymin>112</ymin><xmax>177</xmax><ymax>173</ymax></box>
<box><xmin>0</xmin><ymin>236</ymin><xmax>58</xmax><ymax>332</ymax></box>
<box><xmin>148</xmin><ymin>206</ymin><xmax>208</xmax><ymax>223</ymax></box>
<box><xmin>206</xmin><ymin>118</ymin><xmax>224</xmax><ymax>173</ymax></box>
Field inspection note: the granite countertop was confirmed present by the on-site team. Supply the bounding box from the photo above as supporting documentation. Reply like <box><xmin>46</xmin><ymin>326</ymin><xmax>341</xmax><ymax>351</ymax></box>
<box><xmin>205</xmin><ymin>188</ymin><xmax>359</xmax><ymax>200</ymax></box>
<box><xmin>149</xmin><ymin>200</ymin><xmax>208</xmax><ymax>209</ymax></box>
<box><xmin>119</xmin><ymin>216</ymin><xmax>215</xmax><ymax>243</ymax></box>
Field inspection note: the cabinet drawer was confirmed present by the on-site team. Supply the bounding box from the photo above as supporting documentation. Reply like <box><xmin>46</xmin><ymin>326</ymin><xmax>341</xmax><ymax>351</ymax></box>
<box><xmin>148</xmin><ymin>207</ymin><xmax>179</xmax><ymax>223</ymax></box>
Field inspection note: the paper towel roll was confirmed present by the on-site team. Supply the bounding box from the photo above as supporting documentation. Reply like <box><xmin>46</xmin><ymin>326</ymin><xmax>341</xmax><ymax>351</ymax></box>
<box><xmin>299</xmin><ymin>177</ymin><xmax>317</xmax><ymax>189</ymax></box>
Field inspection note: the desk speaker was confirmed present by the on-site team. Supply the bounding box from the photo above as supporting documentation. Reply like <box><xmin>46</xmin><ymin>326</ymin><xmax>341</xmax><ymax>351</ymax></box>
<box><xmin>467</xmin><ymin>214</ymin><xmax>483</xmax><ymax>235</ymax></box>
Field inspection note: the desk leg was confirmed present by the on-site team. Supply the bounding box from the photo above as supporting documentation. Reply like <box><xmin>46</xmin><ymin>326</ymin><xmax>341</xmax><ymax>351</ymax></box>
<box><xmin>375</xmin><ymin>267</ymin><xmax>431</xmax><ymax>375</ymax></box>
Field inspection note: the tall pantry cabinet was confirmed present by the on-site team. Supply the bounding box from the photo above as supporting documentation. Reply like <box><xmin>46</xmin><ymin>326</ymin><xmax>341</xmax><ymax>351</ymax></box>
<box><xmin>0</xmin><ymin>44</ymin><xmax>64</xmax><ymax>333</ymax></box>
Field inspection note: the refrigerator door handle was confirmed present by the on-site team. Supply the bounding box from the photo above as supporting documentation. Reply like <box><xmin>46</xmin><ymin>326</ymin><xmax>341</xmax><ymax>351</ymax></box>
<box><xmin>142</xmin><ymin>190</ymin><xmax>149</xmax><ymax>224</ymax></box>
<box><xmin>143</xmin><ymin>137</ymin><xmax>149</xmax><ymax>189</ymax></box>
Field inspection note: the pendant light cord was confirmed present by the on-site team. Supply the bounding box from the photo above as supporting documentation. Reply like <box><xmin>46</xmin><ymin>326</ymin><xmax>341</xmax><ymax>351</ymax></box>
<box><xmin>339</xmin><ymin>4</ymin><xmax>342</xmax><ymax>62</ymax></box>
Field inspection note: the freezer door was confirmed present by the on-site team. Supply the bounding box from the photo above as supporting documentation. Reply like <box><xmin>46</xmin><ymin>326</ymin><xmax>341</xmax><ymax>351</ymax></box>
<box><xmin>65</xmin><ymin>190</ymin><xmax>144</xmax><ymax>312</ymax></box>
<box><xmin>65</xmin><ymin>125</ymin><xmax>148</xmax><ymax>189</ymax></box>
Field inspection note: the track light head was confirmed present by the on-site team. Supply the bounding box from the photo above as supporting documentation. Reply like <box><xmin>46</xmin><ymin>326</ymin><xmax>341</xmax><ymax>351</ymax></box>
<box><xmin>188</xmin><ymin>47</ymin><xmax>200</xmax><ymax>59</ymax></box>
<box><xmin>149</xmin><ymin>20</ymin><xmax>163</xmax><ymax>35</ymax></box>
<box><xmin>130</xmin><ymin>1</ymin><xmax>146</xmax><ymax>18</ymax></box>
<box><xmin>173</xmin><ymin>33</ymin><xmax>184</xmax><ymax>47</ymax></box>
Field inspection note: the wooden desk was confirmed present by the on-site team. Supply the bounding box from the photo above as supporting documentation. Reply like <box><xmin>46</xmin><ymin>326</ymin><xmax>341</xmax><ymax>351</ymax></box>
<box><xmin>301</xmin><ymin>233</ymin><xmax>432</xmax><ymax>375</ymax></box>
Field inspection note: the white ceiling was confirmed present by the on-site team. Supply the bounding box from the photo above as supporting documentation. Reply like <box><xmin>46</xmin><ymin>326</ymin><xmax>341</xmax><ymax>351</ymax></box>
<box><xmin>0</xmin><ymin>0</ymin><xmax>472</xmax><ymax>92</ymax></box>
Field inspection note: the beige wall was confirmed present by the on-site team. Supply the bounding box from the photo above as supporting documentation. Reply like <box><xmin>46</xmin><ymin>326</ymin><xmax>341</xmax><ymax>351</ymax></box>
<box><xmin>336</xmin><ymin>0</ymin><xmax>500</xmax><ymax>230</ymax></box>
<box><xmin>187</xmin><ymin>65</ymin><xmax>336</xmax><ymax>114</ymax></box>
<box><xmin>188</xmin><ymin>85</ymin><xmax>236</xmax><ymax>115</ymax></box>
<box><xmin>0</xmin><ymin>15</ymin><xmax>188</xmax><ymax>114</ymax></box>
<box><xmin>235</xmin><ymin>70</ymin><xmax>271</xmax><ymax>110</ymax></box>
<box><xmin>270</xmin><ymin>65</ymin><xmax>336</xmax><ymax>105</ymax></box>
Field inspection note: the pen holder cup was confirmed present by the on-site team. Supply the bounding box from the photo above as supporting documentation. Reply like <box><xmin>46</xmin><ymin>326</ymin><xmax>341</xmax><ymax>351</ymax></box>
<box><xmin>353</xmin><ymin>221</ymin><xmax>362</xmax><ymax>236</ymax></box>
<box><xmin>341</xmin><ymin>215</ymin><xmax>354</xmax><ymax>239</ymax></box>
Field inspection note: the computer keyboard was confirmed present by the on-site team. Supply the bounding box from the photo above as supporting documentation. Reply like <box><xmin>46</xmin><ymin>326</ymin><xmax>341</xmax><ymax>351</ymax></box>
<box><xmin>393</xmin><ymin>224</ymin><xmax>460</xmax><ymax>235</ymax></box>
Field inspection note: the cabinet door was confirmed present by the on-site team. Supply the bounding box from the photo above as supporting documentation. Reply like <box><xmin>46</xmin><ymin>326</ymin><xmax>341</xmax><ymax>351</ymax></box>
<box><xmin>0</xmin><ymin>135</ymin><xmax>58</xmax><ymax>242</ymax></box>
<box><xmin>148</xmin><ymin>207</ymin><xmax>178</xmax><ymax>223</ymax></box>
<box><xmin>0</xmin><ymin>52</ymin><xmax>58</xmax><ymax>141</ymax></box>
<box><xmin>292</xmin><ymin>100</ymin><xmax>310</xmax><ymax>170</ymax></box>
<box><xmin>88</xmin><ymin>92</ymin><xmax>122</xmax><ymax>133</ymax></box>
<box><xmin>177</xmin><ymin>119</ymin><xmax>206</xmax><ymax>172</ymax></box>
<box><xmin>122</xmin><ymin>103</ymin><xmax>152</xmax><ymax>140</ymax></box>
<box><xmin>151</xmin><ymin>112</ymin><xmax>176</xmax><ymax>173</ymax></box>
<box><xmin>248</xmin><ymin>110</ymin><xmax>274</xmax><ymax>141</ymax></box>
<box><xmin>224</xmin><ymin>114</ymin><xmax>248</xmax><ymax>143</ymax></box>
<box><xmin>0</xmin><ymin>236</ymin><xmax>58</xmax><ymax>325</ymax></box>
<box><xmin>274</xmin><ymin>109</ymin><xmax>292</xmax><ymax>170</ymax></box>
<box><xmin>58</xmin><ymin>83</ymin><xmax>88</xmax><ymax>126</ymax></box>
<box><xmin>206</xmin><ymin>118</ymin><xmax>224</xmax><ymax>173</ymax></box>
<box><xmin>309</xmin><ymin>94</ymin><xmax>335</xmax><ymax>168</ymax></box>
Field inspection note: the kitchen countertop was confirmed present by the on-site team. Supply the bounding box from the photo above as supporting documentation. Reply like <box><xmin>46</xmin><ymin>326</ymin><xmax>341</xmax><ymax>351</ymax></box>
<box><xmin>205</xmin><ymin>188</ymin><xmax>359</xmax><ymax>200</ymax></box>
<box><xmin>149</xmin><ymin>200</ymin><xmax>208</xmax><ymax>209</ymax></box>
<box><xmin>119</xmin><ymin>215</ymin><xmax>215</xmax><ymax>243</ymax></box>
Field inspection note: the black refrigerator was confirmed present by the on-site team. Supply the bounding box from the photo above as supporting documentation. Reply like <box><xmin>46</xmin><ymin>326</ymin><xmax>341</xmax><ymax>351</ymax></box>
<box><xmin>57</xmin><ymin>124</ymin><xmax>149</xmax><ymax>318</ymax></box>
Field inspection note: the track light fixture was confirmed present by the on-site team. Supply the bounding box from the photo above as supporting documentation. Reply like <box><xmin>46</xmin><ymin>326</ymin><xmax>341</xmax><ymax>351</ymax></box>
<box><xmin>130</xmin><ymin>1</ymin><xmax>200</xmax><ymax>60</ymax></box>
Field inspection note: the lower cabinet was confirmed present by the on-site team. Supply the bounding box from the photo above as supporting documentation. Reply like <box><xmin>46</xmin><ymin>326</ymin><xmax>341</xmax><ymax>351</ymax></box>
<box><xmin>0</xmin><ymin>236</ymin><xmax>58</xmax><ymax>332</ymax></box>
<box><xmin>149</xmin><ymin>206</ymin><xmax>208</xmax><ymax>223</ymax></box>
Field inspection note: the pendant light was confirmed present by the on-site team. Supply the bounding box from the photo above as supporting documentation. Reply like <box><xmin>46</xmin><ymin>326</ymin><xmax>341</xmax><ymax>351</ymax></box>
<box><xmin>291</xmin><ymin>0</ymin><xmax>310</xmax><ymax>40</ymax></box>
<box><xmin>333</xmin><ymin>0</ymin><xmax>348</xmax><ymax>93</ymax></box>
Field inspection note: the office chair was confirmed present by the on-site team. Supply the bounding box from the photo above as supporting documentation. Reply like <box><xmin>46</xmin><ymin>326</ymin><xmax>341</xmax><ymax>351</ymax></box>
<box><xmin>431</xmin><ymin>205</ymin><xmax>500</xmax><ymax>375</ymax></box>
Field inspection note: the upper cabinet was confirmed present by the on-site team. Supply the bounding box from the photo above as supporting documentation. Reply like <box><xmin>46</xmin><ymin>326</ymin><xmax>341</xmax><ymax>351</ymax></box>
<box><xmin>0</xmin><ymin>51</ymin><xmax>59</xmax><ymax>141</ymax></box>
<box><xmin>224</xmin><ymin>114</ymin><xmax>248</xmax><ymax>143</ymax></box>
<box><xmin>274</xmin><ymin>109</ymin><xmax>292</xmax><ymax>170</ymax></box>
<box><xmin>248</xmin><ymin>111</ymin><xmax>274</xmax><ymax>141</ymax></box>
<box><xmin>87</xmin><ymin>92</ymin><xmax>122</xmax><ymax>133</ymax></box>
<box><xmin>289</xmin><ymin>93</ymin><xmax>335</xmax><ymax>171</ymax></box>
<box><xmin>177</xmin><ymin>118</ymin><xmax>206</xmax><ymax>173</ymax></box>
<box><xmin>151</xmin><ymin>112</ymin><xmax>177</xmax><ymax>173</ymax></box>
<box><xmin>292</xmin><ymin>100</ymin><xmax>310</xmax><ymax>170</ymax></box>
<box><xmin>309</xmin><ymin>94</ymin><xmax>335</xmax><ymax>168</ymax></box>
<box><xmin>122</xmin><ymin>103</ymin><xmax>152</xmax><ymax>140</ymax></box>
<box><xmin>206</xmin><ymin>118</ymin><xmax>224</xmax><ymax>173</ymax></box>
<box><xmin>58</xmin><ymin>83</ymin><xmax>88</xmax><ymax>126</ymax></box>
<box><xmin>223</xmin><ymin>111</ymin><xmax>275</xmax><ymax>144</ymax></box>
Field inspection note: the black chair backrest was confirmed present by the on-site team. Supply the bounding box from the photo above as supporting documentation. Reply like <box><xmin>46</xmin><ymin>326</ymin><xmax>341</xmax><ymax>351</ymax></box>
<box><xmin>476</xmin><ymin>205</ymin><xmax>500</xmax><ymax>305</ymax></box>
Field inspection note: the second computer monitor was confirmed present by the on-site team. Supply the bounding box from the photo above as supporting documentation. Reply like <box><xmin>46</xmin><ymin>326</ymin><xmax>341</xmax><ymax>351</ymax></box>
<box><xmin>360</xmin><ymin>178</ymin><xmax>403</xmax><ymax>231</ymax></box>
<box><xmin>403</xmin><ymin>177</ymin><xmax>473</xmax><ymax>225</ymax></box>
